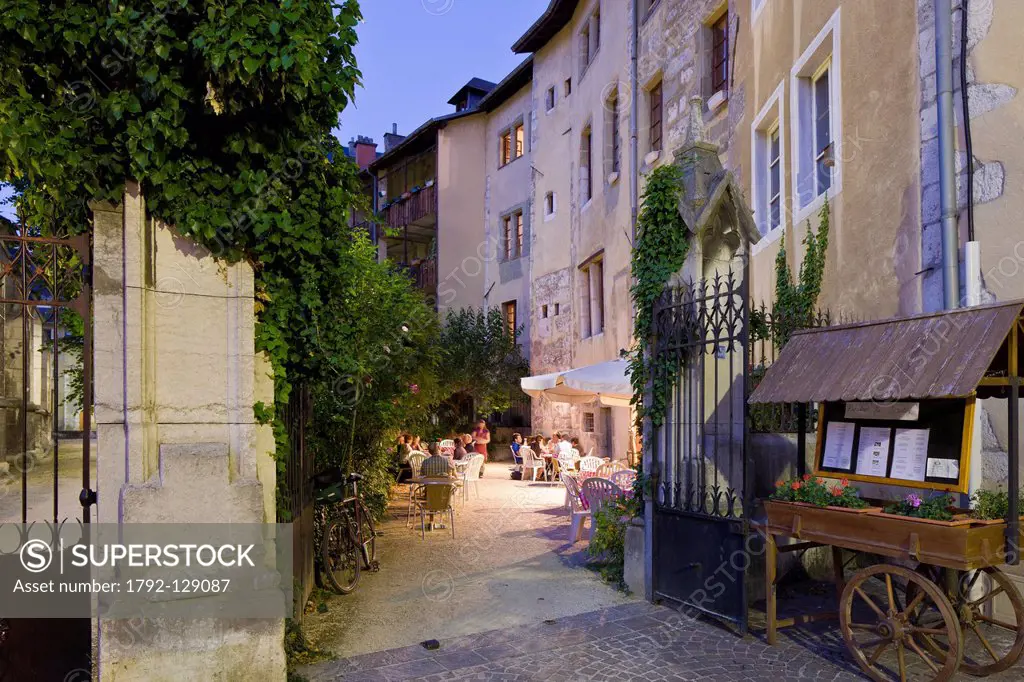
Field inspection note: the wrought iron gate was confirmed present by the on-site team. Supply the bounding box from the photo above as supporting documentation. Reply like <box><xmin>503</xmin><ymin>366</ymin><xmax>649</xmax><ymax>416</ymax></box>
<box><xmin>651</xmin><ymin>269</ymin><xmax>751</xmax><ymax>632</ymax></box>
<box><xmin>0</xmin><ymin>228</ymin><xmax>93</xmax><ymax>680</ymax></box>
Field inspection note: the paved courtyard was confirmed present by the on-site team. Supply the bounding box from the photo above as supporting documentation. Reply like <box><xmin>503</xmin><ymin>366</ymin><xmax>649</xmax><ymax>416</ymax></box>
<box><xmin>299</xmin><ymin>466</ymin><xmax>1024</xmax><ymax>681</ymax></box>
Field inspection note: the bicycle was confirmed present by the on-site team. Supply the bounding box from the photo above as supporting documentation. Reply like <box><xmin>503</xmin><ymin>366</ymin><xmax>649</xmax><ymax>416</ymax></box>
<box><xmin>313</xmin><ymin>469</ymin><xmax>378</xmax><ymax>594</ymax></box>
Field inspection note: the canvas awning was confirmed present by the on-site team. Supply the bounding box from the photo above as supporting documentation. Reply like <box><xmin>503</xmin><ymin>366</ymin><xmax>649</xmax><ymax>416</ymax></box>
<box><xmin>749</xmin><ymin>300</ymin><xmax>1024</xmax><ymax>404</ymax></box>
<box><xmin>521</xmin><ymin>359</ymin><xmax>632</xmax><ymax>408</ymax></box>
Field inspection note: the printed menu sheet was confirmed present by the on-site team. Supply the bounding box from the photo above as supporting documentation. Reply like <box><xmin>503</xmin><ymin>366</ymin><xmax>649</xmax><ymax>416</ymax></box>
<box><xmin>822</xmin><ymin>421</ymin><xmax>856</xmax><ymax>471</ymax></box>
<box><xmin>890</xmin><ymin>428</ymin><xmax>931</xmax><ymax>482</ymax></box>
<box><xmin>855</xmin><ymin>426</ymin><xmax>892</xmax><ymax>477</ymax></box>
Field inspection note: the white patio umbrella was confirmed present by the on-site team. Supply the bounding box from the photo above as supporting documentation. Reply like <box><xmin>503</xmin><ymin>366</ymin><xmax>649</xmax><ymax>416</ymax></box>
<box><xmin>520</xmin><ymin>359</ymin><xmax>632</xmax><ymax>408</ymax></box>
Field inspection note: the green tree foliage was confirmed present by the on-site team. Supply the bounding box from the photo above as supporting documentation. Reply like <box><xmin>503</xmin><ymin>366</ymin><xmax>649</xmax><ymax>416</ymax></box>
<box><xmin>437</xmin><ymin>307</ymin><xmax>529</xmax><ymax>421</ymax></box>
<box><xmin>0</xmin><ymin>0</ymin><xmax>441</xmax><ymax>519</ymax></box>
<box><xmin>629</xmin><ymin>164</ymin><xmax>689</xmax><ymax>427</ymax></box>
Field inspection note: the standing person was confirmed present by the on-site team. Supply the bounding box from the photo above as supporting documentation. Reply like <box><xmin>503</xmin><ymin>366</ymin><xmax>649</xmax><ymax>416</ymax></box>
<box><xmin>472</xmin><ymin>419</ymin><xmax>490</xmax><ymax>476</ymax></box>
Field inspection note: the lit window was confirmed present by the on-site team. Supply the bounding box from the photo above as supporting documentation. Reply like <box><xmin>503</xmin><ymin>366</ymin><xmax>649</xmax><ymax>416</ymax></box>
<box><xmin>500</xmin><ymin>131</ymin><xmax>512</xmax><ymax>166</ymax></box>
<box><xmin>514</xmin><ymin>123</ymin><xmax>525</xmax><ymax>159</ymax></box>
<box><xmin>502</xmin><ymin>301</ymin><xmax>517</xmax><ymax>339</ymax></box>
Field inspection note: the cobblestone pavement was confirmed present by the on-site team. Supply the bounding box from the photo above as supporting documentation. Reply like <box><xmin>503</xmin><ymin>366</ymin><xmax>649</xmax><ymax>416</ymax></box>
<box><xmin>300</xmin><ymin>598</ymin><xmax>1024</xmax><ymax>681</ymax></box>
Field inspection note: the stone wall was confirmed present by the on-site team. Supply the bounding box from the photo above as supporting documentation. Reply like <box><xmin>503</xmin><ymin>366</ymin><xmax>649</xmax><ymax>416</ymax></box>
<box><xmin>92</xmin><ymin>184</ymin><xmax>284</xmax><ymax>680</ymax></box>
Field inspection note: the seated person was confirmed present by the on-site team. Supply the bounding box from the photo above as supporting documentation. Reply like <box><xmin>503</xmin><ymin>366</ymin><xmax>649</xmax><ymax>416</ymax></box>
<box><xmin>420</xmin><ymin>442</ymin><xmax>455</xmax><ymax>478</ymax></box>
<box><xmin>453</xmin><ymin>436</ymin><xmax>469</xmax><ymax>460</ymax></box>
<box><xmin>569</xmin><ymin>437</ymin><xmax>582</xmax><ymax>457</ymax></box>
<box><xmin>510</xmin><ymin>433</ymin><xmax>523</xmax><ymax>461</ymax></box>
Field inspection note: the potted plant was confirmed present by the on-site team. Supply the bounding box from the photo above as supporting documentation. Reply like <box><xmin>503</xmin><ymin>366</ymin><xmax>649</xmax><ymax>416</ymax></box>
<box><xmin>877</xmin><ymin>493</ymin><xmax>972</xmax><ymax>526</ymax></box>
<box><xmin>768</xmin><ymin>474</ymin><xmax>872</xmax><ymax>513</ymax></box>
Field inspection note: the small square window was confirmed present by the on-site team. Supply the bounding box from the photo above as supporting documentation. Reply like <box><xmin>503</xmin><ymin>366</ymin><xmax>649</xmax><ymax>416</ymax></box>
<box><xmin>564</xmin><ymin>78</ymin><xmax>572</xmax><ymax>97</ymax></box>
<box><xmin>583</xmin><ymin>412</ymin><xmax>596</xmax><ymax>433</ymax></box>
<box><xmin>542</xmin><ymin>304</ymin><xmax>549</xmax><ymax>319</ymax></box>
<box><xmin>554</xmin><ymin>303</ymin><xmax>560</xmax><ymax>316</ymax></box>
<box><xmin>546</xmin><ymin>87</ymin><xmax>556</xmax><ymax>111</ymax></box>
<box><xmin>544</xmin><ymin>191</ymin><xmax>556</xmax><ymax>216</ymax></box>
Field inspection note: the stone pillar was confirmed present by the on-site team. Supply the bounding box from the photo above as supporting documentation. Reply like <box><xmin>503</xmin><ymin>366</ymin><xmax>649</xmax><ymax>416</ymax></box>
<box><xmin>92</xmin><ymin>184</ymin><xmax>284</xmax><ymax>680</ymax></box>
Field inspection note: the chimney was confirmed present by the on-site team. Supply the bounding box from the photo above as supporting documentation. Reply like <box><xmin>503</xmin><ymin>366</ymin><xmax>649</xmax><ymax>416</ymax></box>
<box><xmin>353</xmin><ymin>135</ymin><xmax>377</xmax><ymax>170</ymax></box>
<box><xmin>392</xmin><ymin>123</ymin><xmax>398</xmax><ymax>134</ymax></box>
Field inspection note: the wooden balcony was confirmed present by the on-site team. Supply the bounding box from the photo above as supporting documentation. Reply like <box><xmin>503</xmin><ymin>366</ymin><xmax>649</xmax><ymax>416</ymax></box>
<box><xmin>380</xmin><ymin>183</ymin><xmax>436</xmax><ymax>229</ymax></box>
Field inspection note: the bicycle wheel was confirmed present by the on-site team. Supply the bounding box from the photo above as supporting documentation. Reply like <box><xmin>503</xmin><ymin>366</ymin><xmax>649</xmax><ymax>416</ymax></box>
<box><xmin>321</xmin><ymin>519</ymin><xmax>360</xmax><ymax>594</ymax></box>
<box><xmin>356</xmin><ymin>501</ymin><xmax>377</xmax><ymax>565</ymax></box>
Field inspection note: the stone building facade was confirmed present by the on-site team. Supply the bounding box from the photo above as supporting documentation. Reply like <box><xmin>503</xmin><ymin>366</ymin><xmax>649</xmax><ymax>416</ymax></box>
<box><xmin>514</xmin><ymin>0</ymin><xmax>636</xmax><ymax>459</ymax></box>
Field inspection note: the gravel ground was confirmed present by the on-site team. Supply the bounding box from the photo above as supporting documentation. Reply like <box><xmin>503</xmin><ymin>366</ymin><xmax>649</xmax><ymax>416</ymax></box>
<box><xmin>302</xmin><ymin>465</ymin><xmax>638</xmax><ymax>659</ymax></box>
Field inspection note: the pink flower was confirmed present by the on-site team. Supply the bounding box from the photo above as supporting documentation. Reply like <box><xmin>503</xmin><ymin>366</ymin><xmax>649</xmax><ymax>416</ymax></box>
<box><xmin>907</xmin><ymin>493</ymin><xmax>923</xmax><ymax>508</ymax></box>
<box><xmin>409</xmin><ymin>383</ymin><xmax>420</xmax><ymax>394</ymax></box>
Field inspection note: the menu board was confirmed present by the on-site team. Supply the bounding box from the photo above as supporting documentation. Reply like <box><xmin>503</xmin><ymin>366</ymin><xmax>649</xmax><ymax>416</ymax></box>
<box><xmin>855</xmin><ymin>427</ymin><xmax>891</xmax><ymax>477</ymax></box>
<box><xmin>813</xmin><ymin>399</ymin><xmax>971</xmax><ymax>492</ymax></box>
<box><xmin>890</xmin><ymin>428</ymin><xmax>931</xmax><ymax>482</ymax></box>
<box><xmin>822</xmin><ymin>421</ymin><xmax>855</xmax><ymax>470</ymax></box>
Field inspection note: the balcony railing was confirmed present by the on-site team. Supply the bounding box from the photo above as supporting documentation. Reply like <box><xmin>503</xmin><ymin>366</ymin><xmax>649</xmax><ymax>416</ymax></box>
<box><xmin>397</xmin><ymin>258</ymin><xmax>437</xmax><ymax>292</ymax></box>
<box><xmin>380</xmin><ymin>183</ymin><xmax>436</xmax><ymax>229</ymax></box>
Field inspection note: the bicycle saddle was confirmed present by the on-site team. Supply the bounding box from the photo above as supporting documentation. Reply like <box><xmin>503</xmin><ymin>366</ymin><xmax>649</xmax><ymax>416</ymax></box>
<box><xmin>347</xmin><ymin>472</ymin><xmax>364</xmax><ymax>482</ymax></box>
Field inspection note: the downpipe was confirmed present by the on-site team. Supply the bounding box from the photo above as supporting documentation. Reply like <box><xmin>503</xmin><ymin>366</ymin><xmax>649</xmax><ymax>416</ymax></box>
<box><xmin>934</xmin><ymin>0</ymin><xmax>960</xmax><ymax>310</ymax></box>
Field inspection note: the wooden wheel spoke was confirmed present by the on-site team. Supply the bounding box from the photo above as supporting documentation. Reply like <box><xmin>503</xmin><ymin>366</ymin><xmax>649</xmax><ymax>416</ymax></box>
<box><xmin>885</xmin><ymin>573</ymin><xmax>897</xmax><ymax>613</ymax></box>
<box><xmin>976</xmin><ymin>613</ymin><xmax>1020</xmax><ymax>631</ymax></box>
<box><xmin>971</xmin><ymin>623</ymin><xmax>1001</xmax><ymax>662</ymax></box>
<box><xmin>904</xmin><ymin>637</ymin><xmax>941</xmax><ymax>672</ymax></box>
<box><xmin>855</xmin><ymin>587</ymin><xmax>888</xmax><ymax>620</ymax></box>
<box><xmin>911</xmin><ymin>626</ymin><xmax>949</xmax><ymax>636</ymax></box>
<box><xmin>866</xmin><ymin>639</ymin><xmax>892</xmax><ymax>665</ymax></box>
<box><xmin>970</xmin><ymin>585</ymin><xmax>1005</xmax><ymax>607</ymax></box>
<box><xmin>965</xmin><ymin>569</ymin><xmax>983</xmax><ymax>595</ymax></box>
<box><xmin>896</xmin><ymin>641</ymin><xmax>907</xmax><ymax>682</ymax></box>
<box><xmin>900</xmin><ymin>590</ymin><xmax>926</xmax><ymax>620</ymax></box>
<box><xmin>858</xmin><ymin>636</ymin><xmax>891</xmax><ymax>649</ymax></box>
<box><xmin>848</xmin><ymin>622</ymin><xmax>876</xmax><ymax>632</ymax></box>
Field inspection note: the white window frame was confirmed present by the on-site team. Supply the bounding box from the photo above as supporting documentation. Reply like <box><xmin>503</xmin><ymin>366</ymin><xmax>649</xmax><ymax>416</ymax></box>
<box><xmin>750</xmin><ymin>81</ymin><xmax>786</xmax><ymax>250</ymax></box>
<box><xmin>751</xmin><ymin>0</ymin><xmax>768</xmax><ymax>23</ymax></box>
<box><xmin>790</xmin><ymin>8</ymin><xmax>842</xmax><ymax>224</ymax></box>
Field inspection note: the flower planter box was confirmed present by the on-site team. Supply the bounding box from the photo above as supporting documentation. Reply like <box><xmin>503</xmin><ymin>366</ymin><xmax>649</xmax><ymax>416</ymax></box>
<box><xmin>763</xmin><ymin>499</ymin><xmax>1020</xmax><ymax>570</ymax></box>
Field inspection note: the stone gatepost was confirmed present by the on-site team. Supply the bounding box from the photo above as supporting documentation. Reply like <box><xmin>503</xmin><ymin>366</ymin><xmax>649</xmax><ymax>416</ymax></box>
<box><xmin>91</xmin><ymin>183</ymin><xmax>284</xmax><ymax>680</ymax></box>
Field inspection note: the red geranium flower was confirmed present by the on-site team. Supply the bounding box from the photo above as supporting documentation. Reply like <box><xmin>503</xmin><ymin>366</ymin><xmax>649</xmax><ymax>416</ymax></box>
<box><xmin>831</xmin><ymin>486</ymin><xmax>843</xmax><ymax>497</ymax></box>
<box><xmin>802</xmin><ymin>474</ymin><xmax>812</xmax><ymax>482</ymax></box>
<box><xmin>791</xmin><ymin>481</ymin><xmax>802</xmax><ymax>490</ymax></box>
<box><xmin>840</xmin><ymin>478</ymin><xmax>849</xmax><ymax>487</ymax></box>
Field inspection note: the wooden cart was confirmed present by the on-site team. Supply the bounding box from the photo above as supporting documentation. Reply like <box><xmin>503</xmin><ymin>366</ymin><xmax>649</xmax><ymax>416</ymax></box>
<box><xmin>748</xmin><ymin>302</ymin><xmax>1024</xmax><ymax>682</ymax></box>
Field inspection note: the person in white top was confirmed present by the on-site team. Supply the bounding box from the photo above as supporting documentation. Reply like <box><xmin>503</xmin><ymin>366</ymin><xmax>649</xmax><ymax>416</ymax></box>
<box><xmin>554</xmin><ymin>432</ymin><xmax>573</xmax><ymax>457</ymax></box>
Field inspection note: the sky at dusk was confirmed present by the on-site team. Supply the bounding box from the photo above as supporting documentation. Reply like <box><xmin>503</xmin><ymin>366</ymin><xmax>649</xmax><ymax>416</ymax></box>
<box><xmin>335</xmin><ymin>0</ymin><xmax>551</xmax><ymax>147</ymax></box>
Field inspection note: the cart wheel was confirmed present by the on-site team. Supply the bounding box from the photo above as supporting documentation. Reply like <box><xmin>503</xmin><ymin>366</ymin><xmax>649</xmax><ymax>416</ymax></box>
<box><xmin>840</xmin><ymin>564</ymin><xmax>962</xmax><ymax>682</ymax></box>
<box><xmin>907</xmin><ymin>566</ymin><xmax>1024</xmax><ymax>676</ymax></box>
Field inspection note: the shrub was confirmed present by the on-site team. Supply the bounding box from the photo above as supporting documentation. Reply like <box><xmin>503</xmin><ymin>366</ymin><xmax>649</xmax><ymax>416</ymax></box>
<box><xmin>588</xmin><ymin>496</ymin><xmax>641</xmax><ymax>588</ymax></box>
